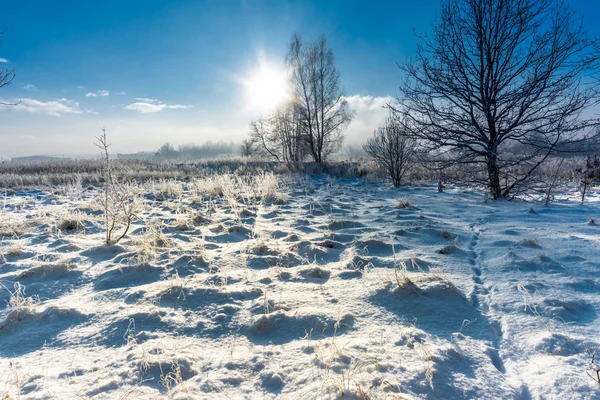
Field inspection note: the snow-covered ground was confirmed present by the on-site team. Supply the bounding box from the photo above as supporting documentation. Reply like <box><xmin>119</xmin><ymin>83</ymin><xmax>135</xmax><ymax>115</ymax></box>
<box><xmin>0</xmin><ymin>175</ymin><xmax>599</xmax><ymax>399</ymax></box>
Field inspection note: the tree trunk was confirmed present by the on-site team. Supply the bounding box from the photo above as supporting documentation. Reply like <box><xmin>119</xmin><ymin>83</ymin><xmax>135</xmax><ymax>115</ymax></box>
<box><xmin>487</xmin><ymin>154</ymin><xmax>501</xmax><ymax>199</ymax></box>
<box><xmin>391</xmin><ymin>168</ymin><xmax>401</xmax><ymax>187</ymax></box>
<box><xmin>315</xmin><ymin>146</ymin><xmax>322</xmax><ymax>164</ymax></box>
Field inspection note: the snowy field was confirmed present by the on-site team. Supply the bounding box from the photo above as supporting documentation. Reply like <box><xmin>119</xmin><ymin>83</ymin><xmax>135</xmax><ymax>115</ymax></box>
<box><xmin>0</xmin><ymin>174</ymin><xmax>599</xmax><ymax>399</ymax></box>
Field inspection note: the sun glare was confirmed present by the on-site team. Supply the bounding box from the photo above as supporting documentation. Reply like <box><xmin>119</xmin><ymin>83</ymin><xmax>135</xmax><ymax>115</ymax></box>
<box><xmin>244</xmin><ymin>61</ymin><xmax>289</xmax><ymax>113</ymax></box>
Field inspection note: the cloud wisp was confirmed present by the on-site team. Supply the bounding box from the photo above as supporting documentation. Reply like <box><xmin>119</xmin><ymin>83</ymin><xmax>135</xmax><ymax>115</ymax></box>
<box><xmin>85</xmin><ymin>89</ymin><xmax>111</xmax><ymax>97</ymax></box>
<box><xmin>11</xmin><ymin>98</ymin><xmax>97</xmax><ymax>117</ymax></box>
<box><xmin>343</xmin><ymin>95</ymin><xmax>393</xmax><ymax>112</ymax></box>
<box><xmin>22</xmin><ymin>83</ymin><xmax>38</xmax><ymax>91</ymax></box>
<box><xmin>134</xmin><ymin>97</ymin><xmax>160</xmax><ymax>103</ymax></box>
<box><xmin>0</xmin><ymin>57</ymin><xmax>8</xmax><ymax>63</ymax></box>
<box><xmin>124</xmin><ymin>100</ymin><xmax>193</xmax><ymax>113</ymax></box>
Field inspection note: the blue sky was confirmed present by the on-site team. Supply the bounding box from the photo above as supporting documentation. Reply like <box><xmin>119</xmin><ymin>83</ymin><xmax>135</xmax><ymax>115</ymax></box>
<box><xmin>0</xmin><ymin>0</ymin><xmax>599</xmax><ymax>157</ymax></box>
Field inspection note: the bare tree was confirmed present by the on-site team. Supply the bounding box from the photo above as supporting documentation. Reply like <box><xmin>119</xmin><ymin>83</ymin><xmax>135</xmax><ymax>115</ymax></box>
<box><xmin>286</xmin><ymin>33</ymin><xmax>353</xmax><ymax>163</ymax></box>
<box><xmin>542</xmin><ymin>157</ymin><xmax>565</xmax><ymax>207</ymax></box>
<box><xmin>271</xmin><ymin>101</ymin><xmax>307</xmax><ymax>164</ymax></box>
<box><xmin>0</xmin><ymin>31</ymin><xmax>17</xmax><ymax>106</ymax></box>
<box><xmin>364</xmin><ymin>116</ymin><xmax>416</xmax><ymax>187</ymax></box>
<box><xmin>95</xmin><ymin>129</ymin><xmax>141</xmax><ymax>244</ymax></box>
<box><xmin>249</xmin><ymin>101</ymin><xmax>308</xmax><ymax>164</ymax></box>
<box><xmin>249</xmin><ymin>117</ymin><xmax>281</xmax><ymax>161</ymax></box>
<box><xmin>240</xmin><ymin>139</ymin><xmax>254</xmax><ymax>157</ymax></box>
<box><xmin>393</xmin><ymin>0</ymin><xmax>599</xmax><ymax>199</ymax></box>
<box><xmin>578</xmin><ymin>155</ymin><xmax>598</xmax><ymax>205</ymax></box>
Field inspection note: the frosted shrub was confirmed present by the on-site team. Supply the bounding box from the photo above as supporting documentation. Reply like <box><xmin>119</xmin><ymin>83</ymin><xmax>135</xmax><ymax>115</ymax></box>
<box><xmin>96</xmin><ymin>130</ymin><xmax>144</xmax><ymax>244</ymax></box>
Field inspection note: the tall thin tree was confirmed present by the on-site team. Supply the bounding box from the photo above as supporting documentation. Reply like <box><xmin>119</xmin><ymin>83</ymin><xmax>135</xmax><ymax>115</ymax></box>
<box><xmin>286</xmin><ymin>34</ymin><xmax>354</xmax><ymax>163</ymax></box>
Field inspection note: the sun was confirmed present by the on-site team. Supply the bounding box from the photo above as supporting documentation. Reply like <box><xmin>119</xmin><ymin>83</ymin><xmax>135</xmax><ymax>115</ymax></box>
<box><xmin>243</xmin><ymin>60</ymin><xmax>289</xmax><ymax>113</ymax></box>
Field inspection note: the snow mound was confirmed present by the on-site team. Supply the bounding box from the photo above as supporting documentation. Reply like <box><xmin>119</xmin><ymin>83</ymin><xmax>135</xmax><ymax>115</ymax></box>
<box><xmin>168</xmin><ymin>254</ymin><xmax>212</xmax><ymax>276</ymax></box>
<box><xmin>94</xmin><ymin>264</ymin><xmax>165</xmax><ymax>291</ymax></box>
<box><xmin>530</xmin><ymin>331</ymin><xmax>581</xmax><ymax>356</ymax></box>
<box><xmin>245</xmin><ymin>310</ymin><xmax>355</xmax><ymax>344</ymax></box>
<box><xmin>18</xmin><ymin>260</ymin><xmax>78</xmax><ymax>279</ymax></box>
<box><xmin>0</xmin><ymin>305</ymin><xmax>84</xmax><ymax>333</ymax></box>
<box><xmin>355</xmin><ymin>239</ymin><xmax>404</xmax><ymax>256</ymax></box>
<box><xmin>327</xmin><ymin>220</ymin><xmax>366</xmax><ymax>230</ymax></box>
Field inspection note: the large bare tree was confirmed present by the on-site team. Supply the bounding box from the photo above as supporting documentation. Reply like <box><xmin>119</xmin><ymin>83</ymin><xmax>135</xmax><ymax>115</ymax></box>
<box><xmin>393</xmin><ymin>0</ymin><xmax>599</xmax><ymax>198</ymax></box>
<box><xmin>286</xmin><ymin>34</ymin><xmax>353</xmax><ymax>163</ymax></box>
<box><xmin>364</xmin><ymin>116</ymin><xmax>417</xmax><ymax>187</ymax></box>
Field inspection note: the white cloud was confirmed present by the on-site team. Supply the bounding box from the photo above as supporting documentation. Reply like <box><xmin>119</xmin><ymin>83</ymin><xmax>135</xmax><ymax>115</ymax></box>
<box><xmin>124</xmin><ymin>101</ymin><xmax>193</xmax><ymax>113</ymax></box>
<box><xmin>343</xmin><ymin>95</ymin><xmax>393</xmax><ymax>112</ymax></box>
<box><xmin>85</xmin><ymin>90</ymin><xmax>110</xmax><ymax>97</ymax></box>
<box><xmin>76</xmin><ymin>85</ymin><xmax>85</xmax><ymax>90</ymax></box>
<box><xmin>0</xmin><ymin>57</ymin><xmax>8</xmax><ymax>63</ymax></box>
<box><xmin>22</xmin><ymin>84</ymin><xmax>37</xmax><ymax>91</ymax></box>
<box><xmin>342</xmin><ymin>95</ymin><xmax>394</xmax><ymax>146</ymax></box>
<box><xmin>116</xmin><ymin>92</ymin><xmax>127</xmax><ymax>95</ymax></box>
<box><xmin>13</xmin><ymin>98</ymin><xmax>96</xmax><ymax>117</ymax></box>
<box><xmin>134</xmin><ymin>97</ymin><xmax>159</xmax><ymax>103</ymax></box>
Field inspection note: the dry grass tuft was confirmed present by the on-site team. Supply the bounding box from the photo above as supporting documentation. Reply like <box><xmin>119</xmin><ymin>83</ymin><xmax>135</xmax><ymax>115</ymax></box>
<box><xmin>0</xmin><ymin>283</ymin><xmax>40</xmax><ymax>331</ymax></box>
<box><xmin>152</xmin><ymin>179</ymin><xmax>183</xmax><ymax>201</ymax></box>
<box><xmin>440</xmin><ymin>230</ymin><xmax>452</xmax><ymax>239</ymax></box>
<box><xmin>317</xmin><ymin>239</ymin><xmax>336</xmax><ymax>249</ymax></box>
<box><xmin>172</xmin><ymin>217</ymin><xmax>194</xmax><ymax>231</ymax></box>
<box><xmin>301</xmin><ymin>265</ymin><xmax>330</xmax><ymax>279</ymax></box>
<box><xmin>519</xmin><ymin>237</ymin><xmax>541</xmax><ymax>248</ymax></box>
<box><xmin>191</xmin><ymin>213</ymin><xmax>211</xmax><ymax>226</ymax></box>
<box><xmin>132</xmin><ymin>221</ymin><xmax>173</xmax><ymax>265</ymax></box>
<box><xmin>394</xmin><ymin>199</ymin><xmax>412</xmax><ymax>209</ymax></box>
<box><xmin>0</xmin><ymin>218</ymin><xmax>29</xmax><ymax>238</ymax></box>
<box><xmin>56</xmin><ymin>211</ymin><xmax>90</xmax><ymax>233</ymax></box>
<box><xmin>1</xmin><ymin>242</ymin><xmax>25</xmax><ymax>261</ymax></box>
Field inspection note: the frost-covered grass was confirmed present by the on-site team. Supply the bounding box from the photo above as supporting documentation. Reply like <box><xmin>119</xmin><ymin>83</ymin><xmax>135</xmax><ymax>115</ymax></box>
<box><xmin>0</xmin><ymin>174</ymin><xmax>599</xmax><ymax>399</ymax></box>
<box><xmin>0</xmin><ymin>158</ymin><xmax>371</xmax><ymax>188</ymax></box>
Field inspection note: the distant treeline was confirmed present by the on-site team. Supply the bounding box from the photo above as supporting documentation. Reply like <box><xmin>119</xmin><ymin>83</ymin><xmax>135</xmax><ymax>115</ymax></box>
<box><xmin>154</xmin><ymin>141</ymin><xmax>237</xmax><ymax>160</ymax></box>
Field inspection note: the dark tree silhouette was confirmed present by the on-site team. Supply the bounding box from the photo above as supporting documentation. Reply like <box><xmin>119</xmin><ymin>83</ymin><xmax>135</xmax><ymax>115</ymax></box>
<box><xmin>240</xmin><ymin>139</ymin><xmax>254</xmax><ymax>157</ymax></box>
<box><xmin>393</xmin><ymin>0</ymin><xmax>599</xmax><ymax>198</ymax></box>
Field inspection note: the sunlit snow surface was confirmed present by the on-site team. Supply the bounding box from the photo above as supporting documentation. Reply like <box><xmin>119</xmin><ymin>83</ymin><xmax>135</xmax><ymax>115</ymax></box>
<box><xmin>0</xmin><ymin>176</ymin><xmax>599</xmax><ymax>399</ymax></box>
